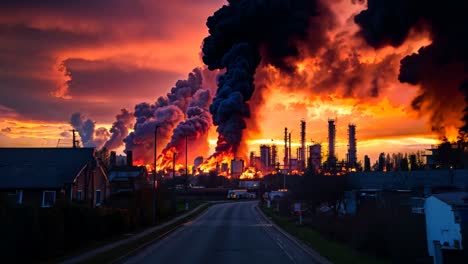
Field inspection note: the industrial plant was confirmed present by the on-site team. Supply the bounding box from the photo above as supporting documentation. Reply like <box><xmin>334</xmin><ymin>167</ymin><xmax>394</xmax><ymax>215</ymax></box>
<box><xmin>183</xmin><ymin>118</ymin><xmax>363</xmax><ymax>179</ymax></box>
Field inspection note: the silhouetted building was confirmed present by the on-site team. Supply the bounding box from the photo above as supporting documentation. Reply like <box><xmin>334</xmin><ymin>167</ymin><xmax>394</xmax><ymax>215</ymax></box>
<box><xmin>249</xmin><ymin>151</ymin><xmax>255</xmax><ymax>167</ymax></box>
<box><xmin>0</xmin><ymin>148</ymin><xmax>110</xmax><ymax>207</ymax></box>
<box><xmin>410</xmin><ymin>154</ymin><xmax>417</xmax><ymax>170</ymax></box>
<box><xmin>260</xmin><ymin>145</ymin><xmax>271</xmax><ymax>173</ymax></box>
<box><xmin>378</xmin><ymin>152</ymin><xmax>385</xmax><ymax>171</ymax></box>
<box><xmin>309</xmin><ymin>144</ymin><xmax>322</xmax><ymax>172</ymax></box>
<box><xmin>300</xmin><ymin>120</ymin><xmax>306</xmax><ymax>170</ymax></box>
<box><xmin>364</xmin><ymin>155</ymin><xmax>371</xmax><ymax>172</ymax></box>
<box><xmin>347</xmin><ymin>124</ymin><xmax>357</xmax><ymax>168</ymax></box>
<box><xmin>327</xmin><ymin>119</ymin><xmax>337</xmax><ymax>166</ymax></box>
<box><xmin>231</xmin><ymin>159</ymin><xmax>244</xmax><ymax>178</ymax></box>
<box><xmin>271</xmin><ymin>145</ymin><xmax>277</xmax><ymax>169</ymax></box>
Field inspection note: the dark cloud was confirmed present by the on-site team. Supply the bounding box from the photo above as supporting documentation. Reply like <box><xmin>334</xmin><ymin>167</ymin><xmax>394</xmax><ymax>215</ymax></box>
<box><xmin>203</xmin><ymin>0</ymin><xmax>333</xmax><ymax>72</ymax></box>
<box><xmin>355</xmin><ymin>0</ymin><xmax>468</xmax><ymax>135</ymax></box>
<box><xmin>202</xmin><ymin>0</ymin><xmax>333</xmax><ymax>157</ymax></box>
<box><xmin>0</xmin><ymin>0</ymin><xmax>220</xmax><ymax>127</ymax></box>
<box><xmin>64</xmin><ymin>59</ymin><xmax>180</xmax><ymax>99</ymax></box>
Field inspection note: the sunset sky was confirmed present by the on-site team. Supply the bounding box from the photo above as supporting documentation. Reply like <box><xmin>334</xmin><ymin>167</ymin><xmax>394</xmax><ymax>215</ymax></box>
<box><xmin>1</xmin><ymin>0</ymin><xmax>463</xmax><ymax>165</ymax></box>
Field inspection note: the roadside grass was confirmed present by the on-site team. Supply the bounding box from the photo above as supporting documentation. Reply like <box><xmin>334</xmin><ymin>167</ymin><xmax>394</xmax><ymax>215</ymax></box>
<box><xmin>82</xmin><ymin>203</ymin><xmax>209</xmax><ymax>264</ymax></box>
<box><xmin>50</xmin><ymin>203</ymin><xmax>209</xmax><ymax>264</ymax></box>
<box><xmin>260</xmin><ymin>205</ymin><xmax>391</xmax><ymax>264</ymax></box>
<box><xmin>43</xmin><ymin>199</ymin><xmax>212</xmax><ymax>264</ymax></box>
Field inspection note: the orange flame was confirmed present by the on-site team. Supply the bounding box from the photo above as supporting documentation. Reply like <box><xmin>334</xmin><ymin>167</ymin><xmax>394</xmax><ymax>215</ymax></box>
<box><xmin>132</xmin><ymin>147</ymin><xmax>186</xmax><ymax>176</ymax></box>
<box><xmin>197</xmin><ymin>151</ymin><xmax>234</xmax><ymax>174</ymax></box>
<box><xmin>239</xmin><ymin>167</ymin><xmax>263</xmax><ymax>180</ymax></box>
<box><xmin>156</xmin><ymin>147</ymin><xmax>177</xmax><ymax>172</ymax></box>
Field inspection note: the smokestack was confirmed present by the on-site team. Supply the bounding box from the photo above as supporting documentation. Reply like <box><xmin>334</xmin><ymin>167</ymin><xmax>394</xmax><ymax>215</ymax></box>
<box><xmin>327</xmin><ymin>119</ymin><xmax>336</xmax><ymax>165</ymax></box>
<box><xmin>288</xmin><ymin>132</ymin><xmax>292</xmax><ymax>171</ymax></box>
<box><xmin>260</xmin><ymin>145</ymin><xmax>271</xmax><ymax>173</ymax></box>
<box><xmin>347</xmin><ymin>124</ymin><xmax>357</xmax><ymax>168</ymax></box>
<box><xmin>110</xmin><ymin>151</ymin><xmax>117</xmax><ymax>167</ymax></box>
<box><xmin>284</xmin><ymin>127</ymin><xmax>288</xmax><ymax>168</ymax></box>
<box><xmin>300</xmin><ymin>120</ymin><xmax>306</xmax><ymax>169</ymax></box>
<box><xmin>126</xmin><ymin>150</ymin><xmax>133</xmax><ymax>167</ymax></box>
<box><xmin>271</xmin><ymin>145</ymin><xmax>277</xmax><ymax>170</ymax></box>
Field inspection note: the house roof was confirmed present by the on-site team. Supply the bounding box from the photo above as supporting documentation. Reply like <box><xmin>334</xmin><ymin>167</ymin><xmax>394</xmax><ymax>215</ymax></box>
<box><xmin>0</xmin><ymin>148</ymin><xmax>95</xmax><ymax>189</ymax></box>
<box><xmin>433</xmin><ymin>192</ymin><xmax>468</xmax><ymax>206</ymax></box>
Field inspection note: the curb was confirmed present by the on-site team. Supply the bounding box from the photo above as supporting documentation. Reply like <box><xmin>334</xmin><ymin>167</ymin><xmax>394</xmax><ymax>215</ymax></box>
<box><xmin>61</xmin><ymin>203</ymin><xmax>210</xmax><ymax>264</ymax></box>
<box><xmin>111</xmin><ymin>204</ymin><xmax>212</xmax><ymax>264</ymax></box>
<box><xmin>255</xmin><ymin>205</ymin><xmax>333</xmax><ymax>264</ymax></box>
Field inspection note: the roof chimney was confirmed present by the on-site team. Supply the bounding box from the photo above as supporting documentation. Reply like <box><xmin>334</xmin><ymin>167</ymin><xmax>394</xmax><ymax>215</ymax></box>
<box><xmin>110</xmin><ymin>151</ymin><xmax>117</xmax><ymax>167</ymax></box>
<box><xmin>126</xmin><ymin>150</ymin><xmax>133</xmax><ymax>167</ymax></box>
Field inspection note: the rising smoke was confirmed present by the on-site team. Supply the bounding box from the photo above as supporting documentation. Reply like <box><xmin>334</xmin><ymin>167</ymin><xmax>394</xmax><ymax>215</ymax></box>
<box><xmin>104</xmin><ymin>108</ymin><xmax>134</xmax><ymax>150</ymax></box>
<box><xmin>355</xmin><ymin>0</ymin><xmax>468</xmax><ymax>135</ymax></box>
<box><xmin>158</xmin><ymin>89</ymin><xmax>212</xmax><ymax>168</ymax></box>
<box><xmin>124</xmin><ymin>68</ymin><xmax>212</xmax><ymax>165</ymax></box>
<box><xmin>70</xmin><ymin>112</ymin><xmax>109</xmax><ymax>148</ymax></box>
<box><xmin>202</xmin><ymin>0</ymin><xmax>331</xmax><ymax>156</ymax></box>
<box><xmin>202</xmin><ymin>0</ymin><xmax>468</xmax><ymax>148</ymax></box>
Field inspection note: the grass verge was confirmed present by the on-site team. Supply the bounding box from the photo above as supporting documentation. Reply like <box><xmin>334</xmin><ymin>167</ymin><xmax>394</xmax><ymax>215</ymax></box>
<box><xmin>260</xmin><ymin>205</ymin><xmax>390</xmax><ymax>264</ymax></box>
<box><xmin>73</xmin><ymin>203</ymin><xmax>210</xmax><ymax>264</ymax></box>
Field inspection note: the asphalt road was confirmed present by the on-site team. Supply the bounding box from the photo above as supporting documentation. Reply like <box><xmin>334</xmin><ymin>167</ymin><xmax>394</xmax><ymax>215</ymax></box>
<box><xmin>122</xmin><ymin>201</ymin><xmax>320</xmax><ymax>264</ymax></box>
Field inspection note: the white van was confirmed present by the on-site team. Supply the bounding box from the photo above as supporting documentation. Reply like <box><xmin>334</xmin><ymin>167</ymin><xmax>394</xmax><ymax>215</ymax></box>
<box><xmin>227</xmin><ymin>189</ymin><xmax>256</xmax><ymax>199</ymax></box>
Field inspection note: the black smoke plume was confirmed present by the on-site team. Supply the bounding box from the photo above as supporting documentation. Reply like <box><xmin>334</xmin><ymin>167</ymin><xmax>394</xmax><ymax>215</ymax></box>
<box><xmin>461</xmin><ymin>81</ymin><xmax>468</xmax><ymax>133</ymax></box>
<box><xmin>355</xmin><ymin>0</ymin><xmax>468</xmax><ymax>135</ymax></box>
<box><xmin>202</xmin><ymin>0</ymin><xmax>329</xmax><ymax>155</ymax></box>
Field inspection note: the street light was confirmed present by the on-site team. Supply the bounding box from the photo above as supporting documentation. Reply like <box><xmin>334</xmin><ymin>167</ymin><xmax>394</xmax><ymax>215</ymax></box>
<box><xmin>152</xmin><ymin>125</ymin><xmax>160</xmax><ymax>225</ymax></box>
<box><xmin>172</xmin><ymin>151</ymin><xmax>177</xmax><ymax>215</ymax></box>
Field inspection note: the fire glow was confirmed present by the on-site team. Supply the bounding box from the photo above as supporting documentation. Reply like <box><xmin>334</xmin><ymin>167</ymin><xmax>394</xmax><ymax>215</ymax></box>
<box><xmin>197</xmin><ymin>152</ymin><xmax>234</xmax><ymax>175</ymax></box>
<box><xmin>2</xmin><ymin>0</ymin><xmax>466</xmax><ymax>175</ymax></box>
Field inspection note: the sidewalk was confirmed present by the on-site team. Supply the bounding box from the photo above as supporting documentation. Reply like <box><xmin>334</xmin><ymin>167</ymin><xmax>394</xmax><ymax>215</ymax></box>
<box><xmin>61</xmin><ymin>203</ymin><xmax>209</xmax><ymax>264</ymax></box>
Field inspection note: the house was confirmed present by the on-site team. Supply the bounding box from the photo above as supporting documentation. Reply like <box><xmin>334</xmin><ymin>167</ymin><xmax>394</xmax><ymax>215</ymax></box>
<box><xmin>0</xmin><ymin>148</ymin><xmax>110</xmax><ymax>207</ymax></box>
<box><xmin>108</xmin><ymin>166</ymin><xmax>149</xmax><ymax>194</ymax></box>
<box><xmin>425</xmin><ymin>192</ymin><xmax>468</xmax><ymax>263</ymax></box>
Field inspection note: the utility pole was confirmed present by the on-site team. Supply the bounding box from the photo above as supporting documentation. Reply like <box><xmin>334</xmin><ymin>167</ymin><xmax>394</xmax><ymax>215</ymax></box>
<box><xmin>152</xmin><ymin>125</ymin><xmax>159</xmax><ymax>225</ymax></box>
<box><xmin>172</xmin><ymin>152</ymin><xmax>177</xmax><ymax>215</ymax></box>
<box><xmin>289</xmin><ymin>132</ymin><xmax>292</xmax><ymax>171</ymax></box>
<box><xmin>185</xmin><ymin>135</ymin><xmax>188</xmax><ymax>179</ymax></box>
<box><xmin>185</xmin><ymin>136</ymin><xmax>189</xmax><ymax>210</ymax></box>
<box><xmin>173</xmin><ymin>152</ymin><xmax>177</xmax><ymax>179</ymax></box>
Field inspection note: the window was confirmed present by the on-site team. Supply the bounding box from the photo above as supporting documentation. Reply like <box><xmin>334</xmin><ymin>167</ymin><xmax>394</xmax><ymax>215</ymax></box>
<box><xmin>95</xmin><ymin>190</ymin><xmax>102</xmax><ymax>206</ymax></box>
<box><xmin>77</xmin><ymin>190</ymin><xmax>82</xmax><ymax>201</ymax></box>
<box><xmin>7</xmin><ymin>190</ymin><xmax>22</xmax><ymax>204</ymax></box>
<box><xmin>16</xmin><ymin>190</ymin><xmax>23</xmax><ymax>204</ymax></box>
<box><xmin>42</xmin><ymin>191</ymin><xmax>56</xmax><ymax>208</ymax></box>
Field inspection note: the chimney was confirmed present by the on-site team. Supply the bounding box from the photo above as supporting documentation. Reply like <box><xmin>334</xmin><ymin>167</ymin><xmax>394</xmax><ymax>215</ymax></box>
<box><xmin>110</xmin><ymin>151</ymin><xmax>117</xmax><ymax>167</ymax></box>
<box><xmin>327</xmin><ymin>119</ymin><xmax>336</xmax><ymax>166</ymax></box>
<box><xmin>284</xmin><ymin>127</ymin><xmax>288</xmax><ymax>168</ymax></box>
<box><xmin>126</xmin><ymin>150</ymin><xmax>133</xmax><ymax>167</ymax></box>
<box><xmin>300</xmin><ymin>120</ymin><xmax>306</xmax><ymax>161</ymax></box>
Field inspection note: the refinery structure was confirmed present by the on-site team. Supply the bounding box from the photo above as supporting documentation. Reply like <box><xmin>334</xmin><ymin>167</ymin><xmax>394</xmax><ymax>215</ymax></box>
<box><xmin>186</xmin><ymin>118</ymin><xmax>360</xmax><ymax>179</ymax></box>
